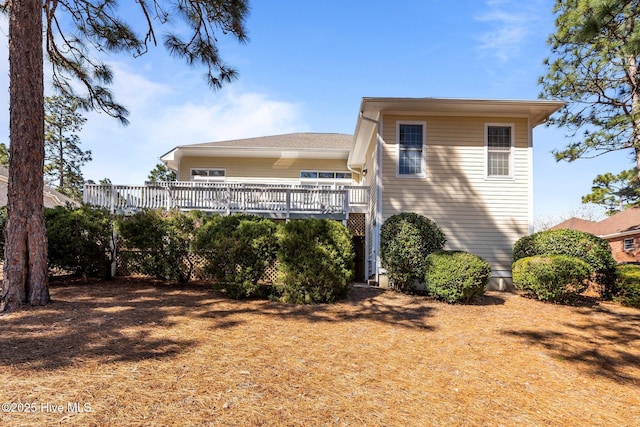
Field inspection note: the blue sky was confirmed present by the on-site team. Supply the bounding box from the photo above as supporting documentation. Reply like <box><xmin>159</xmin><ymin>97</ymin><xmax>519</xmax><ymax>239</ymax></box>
<box><xmin>0</xmin><ymin>0</ymin><xmax>633</xmax><ymax>223</ymax></box>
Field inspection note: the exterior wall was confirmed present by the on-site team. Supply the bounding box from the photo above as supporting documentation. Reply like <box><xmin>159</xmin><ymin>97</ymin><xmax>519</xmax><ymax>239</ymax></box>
<box><xmin>380</xmin><ymin>114</ymin><xmax>531</xmax><ymax>277</ymax></box>
<box><xmin>364</xmin><ymin>133</ymin><xmax>380</xmax><ymax>279</ymax></box>
<box><xmin>608</xmin><ymin>234</ymin><xmax>640</xmax><ymax>263</ymax></box>
<box><xmin>178</xmin><ymin>156</ymin><xmax>350</xmax><ymax>182</ymax></box>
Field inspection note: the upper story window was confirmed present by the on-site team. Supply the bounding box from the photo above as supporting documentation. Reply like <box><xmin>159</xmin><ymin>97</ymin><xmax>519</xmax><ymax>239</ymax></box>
<box><xmin>190</xmin><ymin>168</ymin><xmax>225</xmax><ymax>181</ymax></box>
<box><xmin>624</xmin><ymin>238</ymin><xmax>635</xmax><ymax>251</ymax></box>
<box><xmin>486</xmin><ymin>124</ymin><xmax>514</xmax><ymax>178</ymax></box>
<box><xmin>397</xmin><ymin>122</ymin><xmax>426</xmax><ymax>177</ymax></box>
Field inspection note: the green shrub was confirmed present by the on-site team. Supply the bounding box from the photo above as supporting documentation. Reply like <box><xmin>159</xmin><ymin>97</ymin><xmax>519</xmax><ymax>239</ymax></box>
<box><xmin>380</xmin><ymin>213</ymin><xmax>446</xmax><ymax>292</ymax></box>
<box><xmin>424</xmin><ymin>250</ymin><xmax>491</xmax><ymax>303</ymax></box>
<box><xmin>192</xmin><ymin>214</ymin><xmax>278</xmax><ymax>299</ymax></box>
<box><xmin>512</xmin><ymin>255</ymin><xmax>593</xmax><ymax>302</ymax></box>
<box><xmin>275</xmin><ymin>218</ymin><xmax>354</xmax><ymax>304</ymax></box>
<box><xmin>614</xmin><ymin>264</ymin><xmax>640</xmax><ymax>307</ymax></box>
<box><xmin>115</xmin><ymin>209</ymin><xmax>198</xmax><ymax>282</ymax></box>
<box><xmin>45</xmin><ymin>205</ymin><xmax>114</xmax><ymax>278</ymax></box>
<box><xmin>512</xmin><ymin>229</ymin><xmax>617</xmax><ymax>298</ymax></box>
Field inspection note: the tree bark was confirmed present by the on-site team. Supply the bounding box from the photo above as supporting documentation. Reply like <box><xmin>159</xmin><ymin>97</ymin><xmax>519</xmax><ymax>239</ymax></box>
<box><xmin>1</xmin><ymin>0</ymin><xmax>50</xmax><ymax>311</ymax></box>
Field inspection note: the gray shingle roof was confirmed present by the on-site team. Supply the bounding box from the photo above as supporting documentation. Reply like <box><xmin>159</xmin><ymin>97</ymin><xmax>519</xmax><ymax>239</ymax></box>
<box><xmin>182</xmin><ymin>133</ymin><xmax>353</xmax><ymax>150</ymax></box>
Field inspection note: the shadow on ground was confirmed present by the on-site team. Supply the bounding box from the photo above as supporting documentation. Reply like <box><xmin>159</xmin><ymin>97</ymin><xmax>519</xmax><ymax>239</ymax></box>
<box><xmin>503</xmin><ymin>304</ymin><xmax>640</xmax><ymax>383</ymax></box>
<box><xmin>0</xmin><ymin>279</ymin><xmax>441</xmax><ymax>371</ymax></box>
<box><xmin>198</xmin><ymin>284</ymin><xmax>438</xmax><ymax>331</ymax></box>
<box><xmin>0</xmin><ymin>278</ymin><xmax>212</xmax><ymax>370</ymax></box>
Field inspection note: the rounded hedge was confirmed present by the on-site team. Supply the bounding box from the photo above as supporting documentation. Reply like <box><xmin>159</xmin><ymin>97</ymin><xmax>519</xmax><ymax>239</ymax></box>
<box><xmin>512</xmin><ymin>255</ymin><xmax>593</xmax><ymax>302</ymax></box>
<box><xmin>45</xmin><ymin>205</ymin><xmax>114</xmax><ymax>278</ymax></box>
<box><xmin>614</xmin><ymin>264</ymin><xmax>640</xmax><ymax>308</ymax></box>
<box><xmin>424</xmin><ymin>250</ymin><xmax>491</xmax><ymax>303</ymax></box>
<box><xmin>512</xmin><ymin>229</ymin><xmax>617</xmax><ymax>297</ymax></box>
<box><xmin>275</xmin><ymin>218</ymin><xmax>354</xmax><ymax>304</ymax></box>
<box><xmin>192</xmin><ymin>214</ymin><xmax>278</xmax><ymax>299</ymax></box>
<box><xmin>380</xmin><ymin>213</ymin><xmax>446</xmax><ymax>292</ymax></box>
<box><xmin>115</xmin><ymin>209</ymin><xmax>198</xmax><ymax>282</ymax></box>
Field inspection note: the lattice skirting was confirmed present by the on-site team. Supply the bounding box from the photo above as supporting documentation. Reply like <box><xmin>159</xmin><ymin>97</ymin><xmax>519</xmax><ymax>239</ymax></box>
<box><xmin>116</xmin><ymin>215</ymin><xmax>367</xmax><ymax>283</ymax></box>
<box><xmin>348</xmin><ymin>213</ymin><xmax>366</xmax><ymax>237</ymax></box>
<box><xmin>117</xmin><ymin>250</ymin><xmax>279</xmax><ymax>283</ymax></box>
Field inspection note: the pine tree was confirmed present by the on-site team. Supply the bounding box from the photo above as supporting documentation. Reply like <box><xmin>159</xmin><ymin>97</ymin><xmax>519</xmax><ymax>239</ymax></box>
<box><xmin>148</xmin><ymin>163</ymin><xmax>177</xmax><ymax>182</ymax></box>
<box><xmin>582</xmin><ymin>168</ymin><xmax>640</xmax><ymax>215</ymax></box>
<box><xmin>539</xmin><ymin>0</ymin><xmax>640</xmax><ymax>174</ymax></box>
<box><xmin>1</xmin><ymin>0</ymin><xmax>249</xmax><ymax>312</ymax></box>
<box><xmin>44</xmin><ymin>95</ymin><xmax>91</xmax><ymax>201</ymax></box>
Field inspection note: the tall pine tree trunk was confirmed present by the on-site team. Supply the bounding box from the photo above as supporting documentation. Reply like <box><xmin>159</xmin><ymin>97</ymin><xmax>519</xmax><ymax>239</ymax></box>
<box><xmin>1</xmin><ymin>0</ymin><xmax>50</xmax><ymax>311</ymax></box>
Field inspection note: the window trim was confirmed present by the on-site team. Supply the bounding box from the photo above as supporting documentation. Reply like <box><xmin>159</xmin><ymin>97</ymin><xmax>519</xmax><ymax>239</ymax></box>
<box><xmin>190</xmin><ymin>168</ymin><xmax>226</xmax><ymax>181</ymax></box>
<box><xmin>396</xmin><ymin>121</ymin><xmax>427</xmax><ymax>178</ymax></box>
<box><xmin>624</xmin><ymin>238</ymin><xmax>635</xmax><ymax>251</ymax></box>
<box><xmin>485</xmin><ymin>123</ymin><xmax>515</xmax><ymax>180</ymax></box>
<box><xmin>299</xmin><ymin>170</ymin><xmax>353</xmax><ymax>185</ymax></box>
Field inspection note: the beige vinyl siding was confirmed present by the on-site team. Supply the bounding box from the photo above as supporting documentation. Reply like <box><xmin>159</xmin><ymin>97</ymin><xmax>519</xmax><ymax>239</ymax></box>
<box><xmin>178</xmin><ymin>156</ymin><xmax>349</xmax><ymax>182</ymax></box>
<box><xmin>365</xmin><ymin>133</ymin><xmax>380</xmax><ymax>278</ymax></box>
<box><xmin>380</xmin><ymin>114</ymin><xmax>531</xmax><ymax>273</ymax></box>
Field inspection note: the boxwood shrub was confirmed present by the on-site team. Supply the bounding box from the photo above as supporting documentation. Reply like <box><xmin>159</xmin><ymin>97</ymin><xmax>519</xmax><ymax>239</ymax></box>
<box><xmin>512</xmin><ymin>255</ymin><xmax>593</xmax><ymax>302</ymax></box>
<box><xmin>614</xmin><ymin>264</ymin><xmax>640</xmax><ymax>308</ymax></box>
<box><xmin>192</xmin><ymin>214</ymin><xmax>278</xmax><ymax>299</ymax></box>
<box><xmin>275</xmin><ymin>218</ymin><xmax>354</xmax><ymax>304</ymax></box>
<box><xmin>380</xmin><ymin>213</ymin><xmax>446</xmax><ymax>292</ymax></box>
<box><xmin>512</xmin><ymin>229</ymin><xmax>617</xmax><ymax>298</ymax></box>
<box><xmin>424</xmin><ymin>250</ymin><xmax>491</xmax><ymax>303</ymax></box>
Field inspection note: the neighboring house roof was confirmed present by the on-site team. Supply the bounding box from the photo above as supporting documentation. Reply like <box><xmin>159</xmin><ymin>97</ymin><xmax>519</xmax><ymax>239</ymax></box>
<box><xmin>551</xmin><ymin>207</ymin><xmax>640</xmax><ymax>238</ymax></box>
<box><xmin>160</xmin><ymin>133</ymin><xmax>353</xmax><ymax>171</ymax></box>
<box><xmin>348</xmin><ymin>97</ymin><xmax>566</xmax><ymax>169</ymax></box>
<box><xmin>0</xmin><ymin>166</ymin><xmax>78</xmax><ymax>208</ymax></box>
<box><xmin>596</xmin><ymin>207</ymin><xmax>640</xmax><ymax>237</ymax></box>
<box><xmin>550</xmin><ymin>217</ymin><xmax>601</xmax><ymax>235</ymax></box>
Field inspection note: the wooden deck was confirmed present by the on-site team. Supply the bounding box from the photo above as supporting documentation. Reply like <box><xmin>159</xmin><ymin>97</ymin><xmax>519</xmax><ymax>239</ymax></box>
<box><xmin>83</xmin><ymin>182</ymin><xmax>368</xmax><ymax>219</ymax></box>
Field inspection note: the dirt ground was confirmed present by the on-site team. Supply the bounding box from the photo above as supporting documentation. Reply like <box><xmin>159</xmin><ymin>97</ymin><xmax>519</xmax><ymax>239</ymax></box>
<box><xmin>0</xmin><ymin>278</ymin><xmax>639</xmax><ymax>426</ymax></box>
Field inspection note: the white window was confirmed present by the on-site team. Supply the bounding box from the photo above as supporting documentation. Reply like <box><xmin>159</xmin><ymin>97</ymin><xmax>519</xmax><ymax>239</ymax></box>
<box><xmin>624</xmin><ymin>238</ymin><xmax>635</xmax><ymax>251</ymax></box>
<box><xmin>190</xmin><ymin>168</ymin><xmax>225</xmax><ymax>181</ymax></box>
<box><xmin>397</xmin><ymin>121</ymin><xmax>426</xmax><ymax>177</ymax></box>
<box><xmin>300</xmin><ymin>171</ymin><xmax>352</xmax><ymax>185</ymax></box>
<box><xmin>486</xmin><ymin>124</ymin><xmax>514</xmax><ymax>178</ymax></box>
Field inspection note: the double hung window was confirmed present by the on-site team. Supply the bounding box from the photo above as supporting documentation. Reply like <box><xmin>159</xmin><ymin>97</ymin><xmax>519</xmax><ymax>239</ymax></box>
<box><xmin>486</xmin><ymin>124</ymin><xmax>513</xmax><ymax>178</ymax></box>
<box><xmin>397</xmin><ymin>122</ymin><xmax>426</xmax><ymax>177</ymax></box>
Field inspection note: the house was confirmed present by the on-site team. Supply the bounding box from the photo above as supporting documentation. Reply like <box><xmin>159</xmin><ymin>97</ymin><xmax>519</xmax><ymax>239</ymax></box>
<box><xmin>0</xmin><ymin>166</ymin><xmax>77</xmax><ymax>208</ymax></box>
<box><xmin>83</xmin><ymin>97</ymin><xmax>564</xmax><ymax>288</ymax></box>
<box><xmin>551</xmin><ymin>207</ymin><xmax>640</xmax><ymax>263</ymax></box>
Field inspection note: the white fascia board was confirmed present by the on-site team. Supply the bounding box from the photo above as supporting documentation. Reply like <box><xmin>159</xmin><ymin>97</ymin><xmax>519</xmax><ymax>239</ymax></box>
<box><xmin>600</xmin><ymin>229</ymin><xmax>640</xmax><ymax>239</ymax></box>
<box><xmin>348</xmin><ymin>107</ymin><xmax>380</xmax><ymax>168</ymax></box>
<box><xmin>359</xmin><ymin>97</ymin><xmax>565</xmax><ymax>127</ymax></box>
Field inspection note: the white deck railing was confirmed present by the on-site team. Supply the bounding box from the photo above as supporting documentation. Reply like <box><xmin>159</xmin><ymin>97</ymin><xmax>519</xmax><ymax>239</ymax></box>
<box><xmin>83</xmin><ymin>182</ymin><xmax>368</xmax><ymax>217</ymax></box>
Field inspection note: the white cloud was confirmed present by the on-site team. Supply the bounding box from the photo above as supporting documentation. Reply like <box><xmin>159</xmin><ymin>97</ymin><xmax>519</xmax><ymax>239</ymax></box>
<box><xmin>475</xmin><ymin>0</ymin><xmax>544</xmax><ymax>63</ymax></box>
<box><xmin>80</xmin><ymin>62</ymin><xmax>307</xmax><ymax>184</ymax></box>
<box><xmin>152</xmin><ymin>91</ymin><xmax>305</xmax><ymax>145</ymax></box>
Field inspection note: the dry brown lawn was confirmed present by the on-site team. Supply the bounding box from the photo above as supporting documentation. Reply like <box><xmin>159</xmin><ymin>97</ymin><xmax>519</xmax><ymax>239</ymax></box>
<box><xmin>0</xmin><ymin>278</ymin><xmax>639</xmax><ymax>427</ymax></box>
